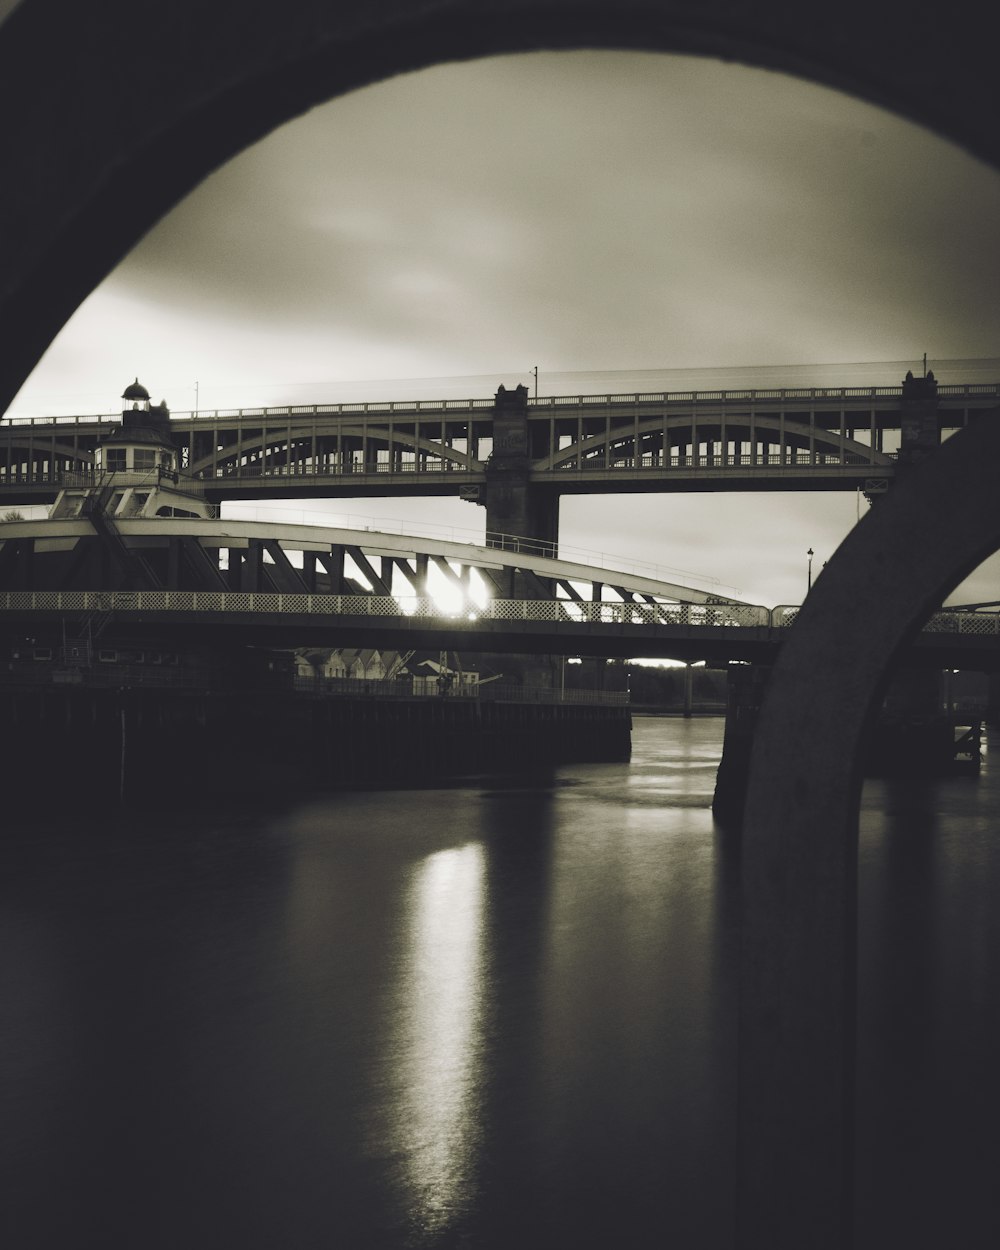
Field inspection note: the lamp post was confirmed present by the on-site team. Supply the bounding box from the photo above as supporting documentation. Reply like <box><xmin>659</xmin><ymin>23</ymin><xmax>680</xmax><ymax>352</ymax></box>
<box><xmin>807</xmin><ymin>547</ymin><xmax>814</xmax><ymax>593</ymax></box>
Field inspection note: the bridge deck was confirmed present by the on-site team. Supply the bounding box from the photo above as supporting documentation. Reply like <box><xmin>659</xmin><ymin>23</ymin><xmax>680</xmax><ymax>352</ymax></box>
<box><xmin>3</xmin><ymin>587</ymin><xmax>997</xmax><ymax>666</ymax></box>
<box><xmin>2</xmin><ymin>381</ymin><xmax>996</xmax><ymax>504</ymax></box>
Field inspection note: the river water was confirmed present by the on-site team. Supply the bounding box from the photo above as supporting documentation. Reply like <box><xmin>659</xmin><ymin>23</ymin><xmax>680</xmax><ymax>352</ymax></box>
<box><xmin>1</xmin><ymin>716</ymin><xmax>997</xmax><ymax>1248</ymax></box>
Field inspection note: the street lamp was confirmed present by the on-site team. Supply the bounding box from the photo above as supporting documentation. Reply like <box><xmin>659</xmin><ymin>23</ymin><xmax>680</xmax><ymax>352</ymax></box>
<box><xmin>807</xmin><ymin>547</ymin><xmax>814</xmax><ymax>592</ymax></box>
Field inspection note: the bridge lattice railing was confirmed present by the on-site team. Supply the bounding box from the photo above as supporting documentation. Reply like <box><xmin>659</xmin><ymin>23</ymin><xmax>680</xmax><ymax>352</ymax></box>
<box><xmin>2</xmin><ymin>589</ymin><xmax>770</xmax><ymax>626</ymax></box>
<box><xmin>7</xmin><ymin>591</ymin><xmax>1000</xmax><ymax>633</ymax></box>
<box><xmin>11</xmin><ymin>587</ymin><xmax>1000</xmax><ymax>635</ymax></box>
<box><xmin>773</xmin><ymin>606</ymin><xmax>1000</xmax><ymax>633</ymax></box>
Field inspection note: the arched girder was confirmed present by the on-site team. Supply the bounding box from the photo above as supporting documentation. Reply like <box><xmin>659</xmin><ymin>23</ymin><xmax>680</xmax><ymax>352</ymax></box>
<box><xmin>0</xmin><ymin>515</ymin><xmax>747</xmax><ymax>605</ymax></box>
<box><xmin>534</xmin><ymin>413</ymin><xmax>892</xmax><ymax>470</ymax></box>
<box><xmin>1</xmin><ymin>437</ymin><xmax>96</xmax><ymax>469</ymax></box>
<box><xmin>188</xmin><ymin>424</ymin><xmax>481</xmax><ymax>476</ymax></box>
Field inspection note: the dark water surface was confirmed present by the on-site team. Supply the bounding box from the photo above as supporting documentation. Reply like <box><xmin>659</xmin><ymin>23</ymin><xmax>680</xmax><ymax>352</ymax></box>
<box><xmin>2</xmin><ymin>717</ymin><xmax>997</xmax><ymax>1247</ymax></box>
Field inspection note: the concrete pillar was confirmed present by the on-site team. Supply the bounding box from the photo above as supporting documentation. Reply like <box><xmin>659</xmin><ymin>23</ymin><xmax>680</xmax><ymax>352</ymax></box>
<box><xmin>478</xmin><ymin>385</ymin><xmax>563</xmax><ymax>692</ymax></box>
<box><xmin>881</xmin><ymin>666</ymin><xmax>941</xmax><ymax>716</ymax></box>
<box><xmin>898</xmin><ymin>369</ymin><xmax>940</xmax><ymax>465</ymax></box>
<box><xmin>717</xmin><ymin>664</ymin><xmax>955</xmax><ymax>823</ymax></box>
<box><xmin>483</xmin><ymin>383</ymin><xmax>559</xmax><ymax>554</ymax></box>
<box><xmin>712</xmin><ymin>663</ymin><xmax>769</xmax><ymax>826</ymax></box>
<box><xmin>738</xmin><ymin>417</ymin><xmax>1000</xmax><ymax>1250</ymax></box>
<box><xmin>988</xmin><ymin>672</ymin><xmax>1000</xmax><ymax>725</ymax></box>
<box><xmin>868</xmin><ymin>666</ymin><xmax>958</xmax><ymax>775</ymax></box>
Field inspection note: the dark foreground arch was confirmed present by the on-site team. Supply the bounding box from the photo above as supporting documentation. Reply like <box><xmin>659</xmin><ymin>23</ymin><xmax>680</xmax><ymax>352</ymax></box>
<box><xmin>740</xmin><ymin>419</ymin><xmax>1000</xmax><ymax>1245</ymax></box>
<box><xmin>1</xmin><ymin>3</ymin><xmax>997</xmax><ymax>1248</ymax></box>
<box><xmin>0</xmin><ymin>0</ymin><xmax>997</xmax><ymax>417</ymax></box>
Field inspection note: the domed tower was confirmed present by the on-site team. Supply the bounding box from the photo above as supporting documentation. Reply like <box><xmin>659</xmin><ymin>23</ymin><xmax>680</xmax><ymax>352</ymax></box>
<box><xmin>49</xmin><ymin>379</ymin><xmax>212</xmax><ymax>520</ymax></box>
<box><xmin>121</xmin><ymin>377</ymin><xmax>151</xmax><ymax>412</ymax></box>
<box><xmin>94</xmin><ymin>379</ymin><xmax>177</xmax><ymax>477</ymax></box>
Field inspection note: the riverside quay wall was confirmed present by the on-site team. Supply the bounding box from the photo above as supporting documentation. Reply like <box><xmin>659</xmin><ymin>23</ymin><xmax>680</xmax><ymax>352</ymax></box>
<box><xmin>0</xmin><ymin>678</ymin><xmax>631</xmax><ymax>809</ymax></box>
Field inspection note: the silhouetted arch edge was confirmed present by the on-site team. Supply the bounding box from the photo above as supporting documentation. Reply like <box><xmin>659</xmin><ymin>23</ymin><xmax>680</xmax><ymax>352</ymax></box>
<box><xmin>0</xmin><ymin>0</ymin><xmax>997</xmax><ymax>414</ymax></box>
<box><xmin>737</xmin><ymin>416</ymin><xmax>1000</xmax><ymax>1244</ymax></box>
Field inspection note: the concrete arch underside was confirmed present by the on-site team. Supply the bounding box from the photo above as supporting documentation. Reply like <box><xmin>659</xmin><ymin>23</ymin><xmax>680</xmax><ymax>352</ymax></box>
<box><xmin>1</xmin><ymin>4</ymin><xmax>997</xmax><ymax>1249</ymax></box>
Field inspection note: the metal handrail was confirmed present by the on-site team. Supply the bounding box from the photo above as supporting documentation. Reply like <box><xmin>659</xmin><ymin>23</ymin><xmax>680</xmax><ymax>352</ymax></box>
<box><xmin>0</xmin><ymin>589</ymin><xmax>768</xmax><ymax>625</ymax></box>
<box><xmin>771</xmin><ymin>605</ymin><xmax>1000</xmax><ymax>634</ymax></box>
<box><xmin>5</xmin><ymin>590</ymin><xmax>999</xmax><ymax>635</ymax></box>
<box><xmin>5</xmin><ymin>590</ymin><xmax>997</xmax><ymax>633</ymax></box>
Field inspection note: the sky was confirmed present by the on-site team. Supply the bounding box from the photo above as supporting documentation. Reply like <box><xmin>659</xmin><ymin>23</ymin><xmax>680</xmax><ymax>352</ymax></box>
<box><xmin>6</xmin><ymin>49</ymin><xmax>1000</xmax><ymax>608</ymax></box>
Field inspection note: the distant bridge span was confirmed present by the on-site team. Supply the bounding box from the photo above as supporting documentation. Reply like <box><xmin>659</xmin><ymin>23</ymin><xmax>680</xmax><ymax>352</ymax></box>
<box><xmin>3</xmin><ymin>587</ymin><xmax>999</xmax><ymax>667</ymax></box>
<box><xmin>2</xmin><ymin>379</ymin><xmax>998</xmax><ymax>506</ymax></box>
<box><xmin>2</xmin><ymin>515</ymin><xmax>999</xmax><ymax>667</ymax></box>
<box><xmin>0</xmin><ymin>514</ymin><xmax>748</xmax><ymax>605</ymax></box>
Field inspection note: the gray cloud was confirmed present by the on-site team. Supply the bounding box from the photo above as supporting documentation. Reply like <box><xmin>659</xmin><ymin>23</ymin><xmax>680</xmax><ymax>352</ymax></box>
<box><xmin>112</xmin><ymin>52</ymin><xmax>1000</xmax><ymax>366</ymax></box>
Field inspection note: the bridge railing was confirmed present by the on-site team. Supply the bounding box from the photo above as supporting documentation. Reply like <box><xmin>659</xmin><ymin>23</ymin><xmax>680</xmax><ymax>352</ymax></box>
<box><xmin>0</xmin><ymin>589</ymin><xmax>770</xmax><ymax>627</ymax></box>
<box><xmin>5</xmin><ymin>591</ymin><xmax>999</xmax><ymax>634</ymax></box>
<box><xmin>4</xmin><ymin>380</ymin><xmax>998</xmax><ymax>427</ymax></box>
<box><xmin>772</xmin><ymin>606</ymin><xmax>1000</xmax><ymax>633</ymax></box>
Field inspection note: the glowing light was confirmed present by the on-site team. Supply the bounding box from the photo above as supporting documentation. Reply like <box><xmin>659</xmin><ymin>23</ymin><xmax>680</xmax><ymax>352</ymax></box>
<box><xmin>391</xmin><ymin>844</ymin><xmax>487</xmax><ymax>1234</ymax></box>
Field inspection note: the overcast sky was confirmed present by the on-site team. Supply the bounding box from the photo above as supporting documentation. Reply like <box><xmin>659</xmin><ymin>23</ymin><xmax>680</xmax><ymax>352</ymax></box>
<box><xmin>7</xmin><ymin>50</ymin><xmax>1000</xmax><ymax>607</ymax></box>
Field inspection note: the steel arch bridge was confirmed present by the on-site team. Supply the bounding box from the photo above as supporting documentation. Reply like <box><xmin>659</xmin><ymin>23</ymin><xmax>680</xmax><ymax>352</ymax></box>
<box><xmin>2</xmin><ymin>515</ymin><xmax>999</xmax><ymax>666</ymax></box>
<box><xmin>0</xmin><ymin>513</ymin><xmax>752</xmax><ymax>605</ymax></box>
<box><xmin>2</xmin><ymin>379</ymin><xmax>998</xmax><ymax>506</ymax></box>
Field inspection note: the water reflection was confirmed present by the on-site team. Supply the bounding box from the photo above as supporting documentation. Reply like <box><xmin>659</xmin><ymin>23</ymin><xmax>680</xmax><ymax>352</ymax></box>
<box><xmin>393</xmin><ymin>842</ymin><xmax>487</xmax><ymax>1236</ymax></box>
<box><xmin>3</xmin><ymin>720</ymin><xmax>996</xmax><ymax>1248</ymax></box>
<box><xmin>856</xmin><ymin>750</ymin><xmax>1000</xmax><ymax>1249</ymax></box>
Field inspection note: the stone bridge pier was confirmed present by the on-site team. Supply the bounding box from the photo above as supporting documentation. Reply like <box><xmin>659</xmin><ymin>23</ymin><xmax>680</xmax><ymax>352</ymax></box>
<box><xmin>482</xmin><ymin>383</ymin><xmax>560</xmax><ymax>559</ymax></box>
<box><xmin>481</xmin><ymin>383</ymin><xmax>563</xmax><ymax>688</ymax></box>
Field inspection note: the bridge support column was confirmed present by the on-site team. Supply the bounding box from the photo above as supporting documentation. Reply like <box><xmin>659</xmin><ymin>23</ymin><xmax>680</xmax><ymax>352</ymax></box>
<box><xmin>483</xmin><ymin>383</ymin><xmax>559</xmax><ymax>558</ymax></box>
<box><xmin>715</xmin><ymin>663</ymin><xmax>966</xmax><ymax>824</ymax></box>
<box><xmin>478</xmin><ymin>383</ymin><xmax>563</xmax><ymax>690</ymax></box>
<box><xmin>712</xmin><ymin>663</ymin><xmax>769</xmax><ymax>826</ymax></box>
<box><xmin>988</xmin><ymin>672</ymin><xmax>1000</xmax><ymax>725</ymax></box>
<box><xmin>898</xmin><ymin>369</ymin><xmax>940</xmax><ymax>465</ymax></box>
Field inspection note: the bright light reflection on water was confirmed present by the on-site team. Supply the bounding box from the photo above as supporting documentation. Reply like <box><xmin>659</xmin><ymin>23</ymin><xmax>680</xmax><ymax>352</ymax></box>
<box><xmin>392</xmin><ymin>843</ymin><xmax>486</xmax><ymax>1235</ymax></box>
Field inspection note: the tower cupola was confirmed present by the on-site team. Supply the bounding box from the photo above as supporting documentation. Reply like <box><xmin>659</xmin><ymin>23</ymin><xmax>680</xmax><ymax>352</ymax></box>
<box><xmin>121</xmin><ymin>378</ymin><xmax>150</xmax><ymax>412</ymax></box>
<box><xmin>97</xmin><ymin>378</ymin><xmax>177</xmax><ymax>476</ymax></box>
